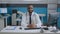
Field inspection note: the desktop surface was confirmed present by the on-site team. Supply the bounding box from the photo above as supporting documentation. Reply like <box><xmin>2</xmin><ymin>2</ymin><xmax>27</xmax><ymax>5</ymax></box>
<box><xmin>0</xmin><ymin>26</ymin><xmax>40</xmax><ymax>33</ymax></box>
<box><xmin>0</xmin><ymin>26</ymin><xmax>60</xmax><ymax>33</ymax></box>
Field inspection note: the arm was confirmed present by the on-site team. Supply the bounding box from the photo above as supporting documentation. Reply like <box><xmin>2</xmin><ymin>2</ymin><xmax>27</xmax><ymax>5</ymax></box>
<box><xmin>21</xmin><ymin>15</ymin><xmax>28</xmax><ymax>27</ymax></box>
<box><xmin>36</xmin><ymin>14</ymin><xmax>42</xmax><ymax>27</ymax></box>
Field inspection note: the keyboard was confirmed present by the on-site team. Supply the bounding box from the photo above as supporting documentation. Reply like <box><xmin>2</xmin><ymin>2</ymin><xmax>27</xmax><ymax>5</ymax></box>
<box><xmin>24</xmin><ymin>28</ymin><xmax>41</xmax><ymax>30</ymax></box>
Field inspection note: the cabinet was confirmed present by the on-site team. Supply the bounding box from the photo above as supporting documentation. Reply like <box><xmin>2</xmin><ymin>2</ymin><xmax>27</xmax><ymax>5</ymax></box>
<box><xmin>0</xmin><ymin>18</ymin><xmax>4</xmax><ymax>31</ymax></box>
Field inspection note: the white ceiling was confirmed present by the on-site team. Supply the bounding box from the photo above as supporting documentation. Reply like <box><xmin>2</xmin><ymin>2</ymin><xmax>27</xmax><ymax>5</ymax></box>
<box><xmin>0</xmin><ymin>0</ymin><xmax>48</xmax><ymax>4</ymax></box>
<box><xmin>0</xmin><ymin>0</ymin><xmax>60</xmax><ymax>4</ymax></box>
<box><xmin>24</xmin><ymin>0</ymin><xmax>39</xmax><ymax>1</ymax></box>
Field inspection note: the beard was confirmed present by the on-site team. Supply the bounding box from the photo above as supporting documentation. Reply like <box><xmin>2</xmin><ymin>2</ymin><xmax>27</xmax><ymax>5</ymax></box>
<box><xmin>28</xmin><ymin>10</ymin><xmax>33</xmax><ymax>13</ymax></box>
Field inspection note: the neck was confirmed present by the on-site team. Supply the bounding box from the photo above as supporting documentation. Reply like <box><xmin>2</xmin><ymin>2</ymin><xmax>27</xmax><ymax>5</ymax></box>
<box><xmin>29</xmin><ymin>12</ymin><xmax>32</xmax><ymax>16</ymax></box>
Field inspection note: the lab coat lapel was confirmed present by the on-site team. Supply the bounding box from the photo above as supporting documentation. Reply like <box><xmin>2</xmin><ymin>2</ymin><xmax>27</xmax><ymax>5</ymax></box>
<box><xmin>26</xmin><ymin>12</ymin><xmax>29</xmax><ymax>24</ymax></box>
<box><xmin>31</xmin><ymin>12</ymin><xmax>36</xmax><ymax>24</ymax></box>
<box><xmin>26</xmin><ymin>12</ymin><xmax>37</xmax><ymax>24</ymax></box>
<box><xmin>26</xmin><ymin>12</ymin><xmax>34</xmax><ymax>24</ymax></box>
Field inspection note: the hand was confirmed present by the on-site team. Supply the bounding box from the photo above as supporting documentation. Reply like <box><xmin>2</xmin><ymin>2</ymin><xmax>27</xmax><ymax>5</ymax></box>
<box><xmin>27</xmin><ymin>24</ymin><xmax>37</xmax><ymax>28</ymax></box>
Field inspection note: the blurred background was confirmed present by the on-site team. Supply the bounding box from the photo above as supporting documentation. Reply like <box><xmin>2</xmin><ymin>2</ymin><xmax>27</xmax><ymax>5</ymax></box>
<box><xmin>0</xmin><ymin>0</ymin><xmax>60</xmax><ymax>30</ymax></box>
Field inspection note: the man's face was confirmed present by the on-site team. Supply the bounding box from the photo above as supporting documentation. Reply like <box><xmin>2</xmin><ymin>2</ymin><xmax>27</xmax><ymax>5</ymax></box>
<box><xmin>28</xmin><ymin>5</ymin><xmax>33</xmax><ymax>13</ymax></box>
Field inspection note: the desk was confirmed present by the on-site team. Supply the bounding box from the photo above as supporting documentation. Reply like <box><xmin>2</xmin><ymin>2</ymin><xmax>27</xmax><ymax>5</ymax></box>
<box><xmin>0</xmin><ymin>26</ymin><xmax>60</xmax><ymax>34</ymax></box>
<box><xmin>0</xmin><ymin>26</ymin><xmax>40</xmax><ymax>33</ymax></box>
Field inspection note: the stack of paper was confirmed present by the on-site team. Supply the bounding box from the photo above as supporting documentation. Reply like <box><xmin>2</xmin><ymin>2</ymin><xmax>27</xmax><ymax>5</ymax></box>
<box><xmin>5</xmin><ymin>26</ymin><xmax>16</xmax><ymax>30</ymax></box>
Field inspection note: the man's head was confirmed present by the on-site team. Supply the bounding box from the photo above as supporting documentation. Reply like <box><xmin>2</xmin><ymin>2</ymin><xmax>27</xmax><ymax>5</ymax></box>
<box><xmin>28</xmin><ymin>5</ymin><xmax>33</xmax><ymax>13</ymax></box>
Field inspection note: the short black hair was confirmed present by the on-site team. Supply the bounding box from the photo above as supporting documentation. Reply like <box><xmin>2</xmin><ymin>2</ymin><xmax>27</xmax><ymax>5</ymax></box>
<box><xmin>28</xmin><ymin>4</ymin><xmax>33</xmax><ymax>7</ymax></box>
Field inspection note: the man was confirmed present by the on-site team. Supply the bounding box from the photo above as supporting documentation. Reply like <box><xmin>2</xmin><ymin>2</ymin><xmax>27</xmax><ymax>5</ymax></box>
<box><xmin>21</xmin><ymin>5</ymin><xmax>42</xmax><ymax>28</ymax></box>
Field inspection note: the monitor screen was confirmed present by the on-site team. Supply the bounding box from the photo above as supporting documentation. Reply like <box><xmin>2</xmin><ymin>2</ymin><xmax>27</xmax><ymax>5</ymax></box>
<box><xmin>0</xmin><ymin>8</ymin><xmax>7</xmax><ymax>13</ymax></box>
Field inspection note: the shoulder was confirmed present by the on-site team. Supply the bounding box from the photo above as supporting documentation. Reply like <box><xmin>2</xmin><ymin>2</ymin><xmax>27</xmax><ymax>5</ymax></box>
<box><xmin>22</xmin><ymin>12</ymin><xmax>26</xmax><ymax>17</ymax></box>
<box><xmin>33</xmin><ymin>12</ymin><xmax>39</xmax><ymax>16</ymax></box>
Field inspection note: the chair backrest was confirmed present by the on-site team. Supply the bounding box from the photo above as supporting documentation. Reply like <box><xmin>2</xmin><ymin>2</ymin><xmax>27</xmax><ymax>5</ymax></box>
<box><xmin>47</xmin><ymin>12</ymin><xmax>59</xmax><ymax>26</ymax></box>
<box><xmin>57</xmin><ymin>13</ymin><xmax>60</xmax><ymax>29</ymax></box>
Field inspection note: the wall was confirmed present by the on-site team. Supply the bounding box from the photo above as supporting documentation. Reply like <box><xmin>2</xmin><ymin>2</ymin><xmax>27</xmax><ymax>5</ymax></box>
<box><xmin>7</xmin><ymin>4</ymin><xmax>47</xmax><ymax>25</ymax></box>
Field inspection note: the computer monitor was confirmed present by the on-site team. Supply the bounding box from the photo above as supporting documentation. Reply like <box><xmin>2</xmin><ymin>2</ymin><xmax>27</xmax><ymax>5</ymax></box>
<box><xmin>0</xmin><ymin>8</ymin><xmax>7</xmax><ymax>13</ymax></box>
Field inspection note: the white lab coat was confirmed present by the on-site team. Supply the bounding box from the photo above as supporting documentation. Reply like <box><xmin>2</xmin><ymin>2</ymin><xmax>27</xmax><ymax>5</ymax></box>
<box><xmin>21</xmin><ymin>12</ymin><xmax>42</xmax><ymax>28</ymax></box>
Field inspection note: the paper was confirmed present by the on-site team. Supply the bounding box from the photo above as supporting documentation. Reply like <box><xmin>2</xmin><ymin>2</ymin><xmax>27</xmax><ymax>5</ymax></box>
<box><xmin>5</xmin><ymin>26</ymin><xmax>16</xmax><ymax>30</ymax></box>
